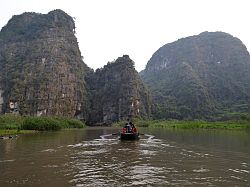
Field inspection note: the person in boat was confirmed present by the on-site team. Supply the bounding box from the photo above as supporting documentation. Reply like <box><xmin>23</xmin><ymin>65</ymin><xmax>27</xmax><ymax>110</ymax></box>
<box><xmin>122</xmin><ymin>121</ymin><xmax>137</xmax><ymax>134</ymax></box>
<box><xmin>122</xmin><ymin>123</ymin><xmax>128</xmax><ymax>133</ymax></box>
<box><xmin>122</xmin><ymin>122</ymin><xmax>132</xmax><ymax>133</ymax></box>
<box><xmin>126</xmin><ymin>122</ymin><xmax>132</xmax><ymax>133</ymax></box>
<box><xmin>129</xmin><ymin>122</ymin><xmax>137</xmax><ymax>133</ymax></box>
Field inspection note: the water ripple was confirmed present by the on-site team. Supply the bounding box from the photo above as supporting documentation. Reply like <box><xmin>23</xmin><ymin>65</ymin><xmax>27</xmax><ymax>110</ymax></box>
<box><xmin>64</xmin><ymin>133</ymin><xmax>250</xmax><ymax>186</ymax></box>
<box><xmin>41</xmin><ymin>148</ymin><xmax>56</xmax><ymax>152</ymax></box>
<box><xmin>0</xmin><ymin>159</ymin><xmax>15</xmax><ymax>163</ymax></box>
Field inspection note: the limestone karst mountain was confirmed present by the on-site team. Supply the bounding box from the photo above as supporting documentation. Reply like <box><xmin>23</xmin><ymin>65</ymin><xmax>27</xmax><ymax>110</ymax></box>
<box><xmin>0</xmin><ymin>10</ymin><xmax>91</xmax><ymax>118</ymax></box>
<box><xmin>86</xmin><ymin>55</ymin><xmax>152</xmax><ymax>124</ymax></box>
<box><xmin>1</xmin><ymin>10</ymin><xmax>249</xmax><ymax>122</ymax></box>
<box><xmin>0</xmin><ymin>10</ymin><xmax>152</xmax><ymax>124</ymax></box>
<box><xmin>141</xmin><ymin>32</ymin><xmax>250</xmax><ymax>120</ymax></box>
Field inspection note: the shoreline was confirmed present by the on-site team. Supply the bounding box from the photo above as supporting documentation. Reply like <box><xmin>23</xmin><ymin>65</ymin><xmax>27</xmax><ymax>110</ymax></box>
<box><xmin>0</xmin><ymin>129</ymin><xmax>37</xmax><ymax>137</ymax></box>
<box><xmin>1</xmin><ymin>114</ymin><xmax>249</xmax><ymax>136</ymax></box>
<box><xmin>0</xmin><ymin>114</ymin><xmax>86</xmax><ymax>136</ymax></box>
<box><xmin>113</xmin><ymin>119</ymin><xmax>250</xmax><ymax>130</ymax></box>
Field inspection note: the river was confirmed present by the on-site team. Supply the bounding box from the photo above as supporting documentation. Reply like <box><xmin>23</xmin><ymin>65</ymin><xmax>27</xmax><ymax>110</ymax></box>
<box><xmin>0</xmin><ymin>127</ymin><xmax>250</xmax><ymax>186</ymax></box>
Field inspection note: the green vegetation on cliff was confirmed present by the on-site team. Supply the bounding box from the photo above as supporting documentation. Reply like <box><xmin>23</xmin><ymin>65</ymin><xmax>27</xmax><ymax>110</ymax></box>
<box><xmin>0</xmin><ymin>10</ymin><xmax>151</xmax><ymax>125</ymax></box>
<box><xmin>86</xmin><ymin>55</ymin><xmax>152</xmax><ymax>124</ymax></box>
<box><xmin>141</xmin><ymin>32</ymin><xmax>250</xmax><ymax>120</ymax></box>
<box><xmin>0</xmin><ymin>10</ymin><xmax>75</xmax><ymax>43</ymax></box>
<box><xmin>0</xmin><ymin>9</ymin><xmax>91</xmax><ymax>119</ymax></box>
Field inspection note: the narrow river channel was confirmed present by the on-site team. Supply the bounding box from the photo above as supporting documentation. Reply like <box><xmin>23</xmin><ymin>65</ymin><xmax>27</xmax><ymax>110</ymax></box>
<box><xmin>0</xmin><ymin>127</ymin><xmax>250</xmax><ymax>186</ymax></box>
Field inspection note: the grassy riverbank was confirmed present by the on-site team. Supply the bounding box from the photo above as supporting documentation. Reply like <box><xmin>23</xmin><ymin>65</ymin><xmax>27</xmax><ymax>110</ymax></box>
<box><xmin>0</xmin><ymin>129</ymin><xmax>37</xmax><ymax>135</ymax></box>
<box><xmin>0</xmin><ymin>114</ymin><xmax>85</xmax><ymax>135</ymax></box>
<box><xmin>113</xmin><ymin>117</ymin><xmax>250</xmax><ymax>130</ymax></box>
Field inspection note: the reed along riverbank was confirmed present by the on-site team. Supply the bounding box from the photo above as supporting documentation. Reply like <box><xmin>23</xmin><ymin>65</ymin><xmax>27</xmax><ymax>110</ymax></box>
<box><xmin>113</xmin><ymin>117</ymin><xmax>250</xmax><ymax>130</ymax></box>
<box><xmin>0</xmin><ymin>114</ymin><xmax>85</xmax><ymax>135</ymax></box>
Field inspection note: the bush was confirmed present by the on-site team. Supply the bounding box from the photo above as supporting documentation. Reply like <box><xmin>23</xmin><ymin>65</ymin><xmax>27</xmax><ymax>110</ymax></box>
<box><xmin>66</xmin><ymin>118</ymin><xmax>85</xmax><ymax>128</ymax></box>
<box><xmin>0</xmin><ymin>114</ymin><xmax>23</xmax><ymax>130</ymax></box>
<box><xmin>132</xmin><ymin>118</ymin><xmax>151</xmax><ymax>127</ymax></box>
<box><xmin>21</xmin><ymin>117</ymin><xmax>62</xmax><ymax>131</ymax></box>
<box><xmin>0</xmin><ymin>115</ymin><xmax>85</xmax><ymax>132</ymax></box>
<box><xmin>50</xmin><ymin>117</ymin><xmax>85</xmax><ymax>128</ymax></box>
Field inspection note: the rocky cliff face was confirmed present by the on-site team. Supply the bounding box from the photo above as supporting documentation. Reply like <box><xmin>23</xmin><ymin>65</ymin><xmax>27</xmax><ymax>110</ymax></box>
<box><xmin>0</xmin><ymin>89</ymin><xmax>3</xmax><ymax>114</ymax></box>
<box><xmin>0</xmin><ymin>10</ymin><xmax>91</xmax><ymax>118</ymax></box>
<box><xmin>141</xmin><ymin>32</ymin><xmax>250</xmax><ymax>119</ymax></box>
<box><xmin>0</xmin><ymin>10</ymin><xmax>152</xmax><ymax>124</ymax></box>
<box><xmin>86</xmin><ymin>55</ymin><xmax>151</xmax><ymax>124</ymax></box>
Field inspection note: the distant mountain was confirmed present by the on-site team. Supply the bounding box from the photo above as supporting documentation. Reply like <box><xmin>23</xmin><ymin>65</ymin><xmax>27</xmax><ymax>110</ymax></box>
<box><xmin>141</xmin><ymin>32</ymin><xmax>250</xmax><ymax>120</ymax></box>
<box><xmin>86</xmin><ymin>55</ymin><xmax>152</xmax><ymax>124</ymax></box>
<box><xmin>0</xmin><ymin>10</ymin><xmax>91</xmax><ymax>118</ymax></box>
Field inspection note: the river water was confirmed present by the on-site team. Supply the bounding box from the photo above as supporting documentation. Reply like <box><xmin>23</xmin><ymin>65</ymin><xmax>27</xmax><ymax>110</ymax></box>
<box><xmin>0</xmin><ymin>127</ymin><xmax>250</xmax><ymax>186</ymax></box>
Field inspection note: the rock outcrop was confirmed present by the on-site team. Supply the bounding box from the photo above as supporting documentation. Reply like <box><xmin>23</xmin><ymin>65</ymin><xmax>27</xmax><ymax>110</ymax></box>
<box><xmin>0</xmin><ymin>10</ymin><xmax>152</xmax><ymax>124</ymax></box>
<box><xmin>141</xmin><ymin>32</ymin><xmax>250</xmax><ymax>119</ymax></box>
<box><xmin>0</xmin><ymin>88</ymin><xmax>3</xmax><ymax>114</ymax></box>
<box><xmin>0</xmin><ymin>10</ymin><xmax>91</xmax><ymax>118</ymax></box>
<box><xmin>86</xmin><ymin>55</ymin><xmax>151</xmax><ymax>124</ymax></box>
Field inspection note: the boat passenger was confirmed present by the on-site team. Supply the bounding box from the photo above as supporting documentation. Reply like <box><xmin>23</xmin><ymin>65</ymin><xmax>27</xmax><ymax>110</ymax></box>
<box><xmin>125</xmin><ymin>122</ymin><xmax>132</xmax><ymax>133</ymax></box>
<box><xmin>129</xmin><ymin>122</ymin><xmax>137</xmax><ymax>133</ymax></box>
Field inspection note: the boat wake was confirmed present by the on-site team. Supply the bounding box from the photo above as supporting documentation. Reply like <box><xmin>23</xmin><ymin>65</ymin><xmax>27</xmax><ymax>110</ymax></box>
<box><xmin>143</xmin><ymin>134</ymin><xmax>155</xmax><ymax>140</ymax></box>
<box><xmin>99</xmin><ymin>134</ymin><xmax>119</xmax><ymax>141</ymax></box>
<box><xmin>100</xmin><ymin>133</ymin><xmax>155</xmax><ymax>141</ymax></box>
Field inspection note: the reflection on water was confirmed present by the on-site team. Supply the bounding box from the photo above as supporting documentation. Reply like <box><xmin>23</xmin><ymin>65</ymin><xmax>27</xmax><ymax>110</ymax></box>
<box><xmin>0</xmin><ymin>127</ymin><xmax>250</xmax><ymax>186</ymax></box>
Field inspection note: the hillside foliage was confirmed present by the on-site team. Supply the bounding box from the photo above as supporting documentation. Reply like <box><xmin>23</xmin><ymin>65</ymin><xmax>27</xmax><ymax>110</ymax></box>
<box><xmin>141</xmin><ymin>32</ymin><xmax>250</xmax><ymax>120</ymax></box>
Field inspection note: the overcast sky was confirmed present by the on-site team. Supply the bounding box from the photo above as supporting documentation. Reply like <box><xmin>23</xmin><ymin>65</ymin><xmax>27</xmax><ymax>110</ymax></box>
<box><xmin>1</xmin><ymin>0</ymin><xmax>249</xmax><ymax>71</ymax></box>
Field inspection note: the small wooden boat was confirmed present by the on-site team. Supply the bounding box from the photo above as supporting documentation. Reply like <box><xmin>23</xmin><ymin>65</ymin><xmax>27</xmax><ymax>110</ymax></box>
<box><xmin>120</xmin><ymin>122</ymin><xmax>140</xmax><ymax>140</ymax></box>
<box><xmin>120</xmin><ymin>132</ymin><xmax>140</xmax><ymax>140</ymax></box>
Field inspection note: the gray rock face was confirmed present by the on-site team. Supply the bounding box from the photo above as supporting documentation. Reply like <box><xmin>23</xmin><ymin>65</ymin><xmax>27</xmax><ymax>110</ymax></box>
<box><xmin>0</xmin><ymin>10</ymin><xmax>152</xmax><ymax>124</ymax></box>
<box><xmin>86</xmin><ymin>55</ymin><xmax>152</xmax><ymax>124</ymax></box>
<box><xmin>0</xmin><ymin>89</ymin><xmax>3</xmax><ymax>114</ymax></box>
<box><xmin>0</xmin><ymin>10</ymin><xmax>90</xmax><ymax>118</ymax></box>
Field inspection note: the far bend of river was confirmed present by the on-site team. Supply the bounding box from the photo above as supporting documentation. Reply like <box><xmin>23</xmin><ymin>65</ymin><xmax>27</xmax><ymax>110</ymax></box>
<box><xmin>0</xmin><ymin>127</ymin><xmax>250</xmax><ymax>186</ymax></box>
